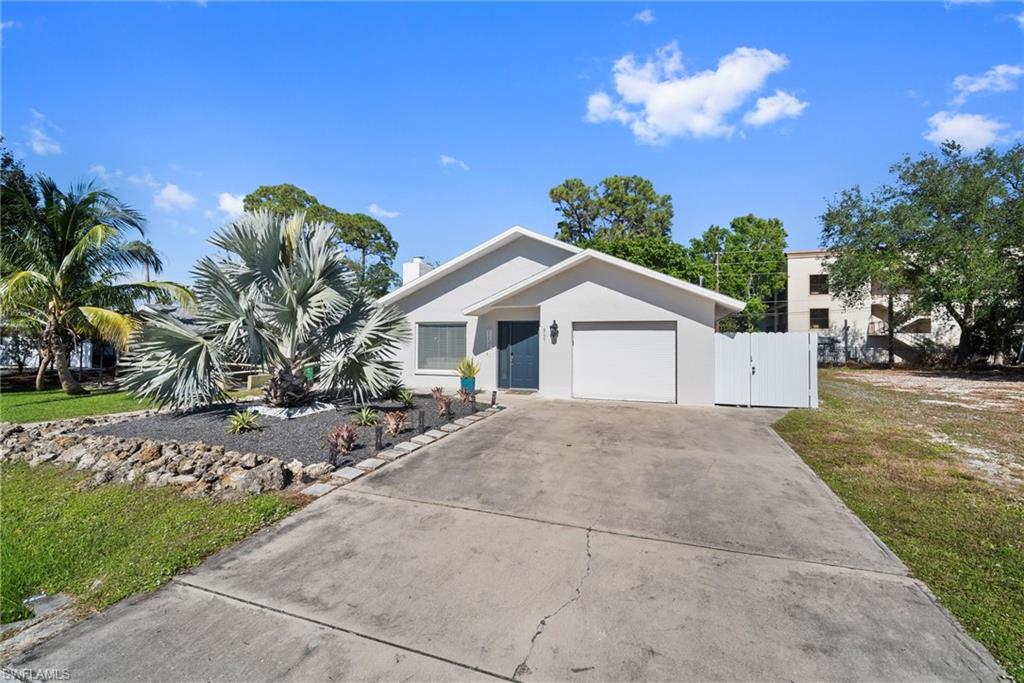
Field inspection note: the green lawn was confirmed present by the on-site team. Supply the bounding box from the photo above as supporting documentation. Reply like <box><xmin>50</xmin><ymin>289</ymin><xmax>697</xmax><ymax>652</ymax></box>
<box><xmin>0</xmin><ymin>388</ymin><xmax>149</xmax><ymax>424</ymax></box>
<box><xmin>774</xmin><ymin>371</ymin><xmax>1023</xmax><ymax>680</ymax></box>
<box><xmin>0</xmin><ymin>387</ymin><xmax>263</xmax><ymax>424</ymax></box>
<box><xmin>0</xmin><ymin>463</ymin><xmax>296</xmax><ymax>623</ymax></box>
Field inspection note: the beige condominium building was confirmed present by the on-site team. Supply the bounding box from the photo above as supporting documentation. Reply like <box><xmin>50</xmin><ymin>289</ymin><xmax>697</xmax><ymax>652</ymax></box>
<box><xmin>761</xmin><ymin>249</ymin><xmax>960</xmax><ymax>363</ymax></box>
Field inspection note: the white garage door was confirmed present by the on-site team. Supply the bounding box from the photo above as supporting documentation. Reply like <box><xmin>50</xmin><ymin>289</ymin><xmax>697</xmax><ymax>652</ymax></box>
<box><xmin>572</xmin><ymin>322</ymin><xmax>676</xmax><ymax>403</ymax></box>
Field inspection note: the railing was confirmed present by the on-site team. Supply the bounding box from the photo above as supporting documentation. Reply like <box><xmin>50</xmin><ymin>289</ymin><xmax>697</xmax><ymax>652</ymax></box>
<box><xmin>867</xmin><ymin>320</ymin><xmax>932</xmax><ymax>337</ymax></box>
<box><xmin>867</xmin><ymin>321</ymin><xmax>887</xmax><ymax>336</ymax></box>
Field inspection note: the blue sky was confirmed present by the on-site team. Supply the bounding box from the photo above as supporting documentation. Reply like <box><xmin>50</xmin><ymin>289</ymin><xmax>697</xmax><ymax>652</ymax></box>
<box><xmin>3</xmin><ymin>2</ymin><xmax>1022</xmax><ymax>284</ymax></box>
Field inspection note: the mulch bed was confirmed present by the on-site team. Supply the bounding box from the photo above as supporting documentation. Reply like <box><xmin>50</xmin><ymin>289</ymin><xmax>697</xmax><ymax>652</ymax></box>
<box><xmin>89</xmin><ymin>394</ymin><xmax>488</xmax><ymax>466</ymax></box>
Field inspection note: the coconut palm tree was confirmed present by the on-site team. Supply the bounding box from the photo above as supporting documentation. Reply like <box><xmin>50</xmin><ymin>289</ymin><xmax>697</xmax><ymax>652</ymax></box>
<box><xmin>121</xmin><ymin>210</ymin><xmax>409</xmax><ymax>411</ymax></box>
<box><xmin>0</xmin><ymin>176</ymin><xmax>192</xmax><ymax>394</ymax></box>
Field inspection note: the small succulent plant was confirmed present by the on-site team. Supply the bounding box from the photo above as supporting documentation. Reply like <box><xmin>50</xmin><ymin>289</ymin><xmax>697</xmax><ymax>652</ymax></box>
<box><xmin>456</xmin><ymin>357</ymin><xmax>480</xmax><ymax>379</ymax></box>
<box><xmin>398</xmin><ymin>389</ymin><xmax>415</xmax><ymax>408</ymax></box>
<box><xmin>352</xmin><ymin>406</ymin><xmax>379</xmax><ymax>427</ymax></box>
<box><xmin>383</xmin><ymin>410</ymin><xmax>408</xmax><ymax>436</ymax></box>
<box><xmin>456</xmin><ymin>388</ymin><xmax>472</xmax><ymax>404</ymax></box>
<box><xmin>226</xmin><ymin>410</ymin><xmax>260</xmax><ymax>434</ymax></box>
<box><xmin>326</xmin><ymin>424</ymin><xmax>358</xmax><ymax>464</ymax></box>
<box><xmin>436</xmin><ymin>395</ymin><xmax>453</xmax><ymax>418</ymax></box>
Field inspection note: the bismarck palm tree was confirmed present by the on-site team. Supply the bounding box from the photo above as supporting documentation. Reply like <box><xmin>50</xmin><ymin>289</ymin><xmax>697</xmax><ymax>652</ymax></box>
<box><xmin>121</xmin><ymin>210</ymin><xmax>409</xmax><ymax>411</ymax></box>
<box><xmin>0</xmin><ymin>176</ymin><xmax>193</xmax><ymax>394</ymax></box>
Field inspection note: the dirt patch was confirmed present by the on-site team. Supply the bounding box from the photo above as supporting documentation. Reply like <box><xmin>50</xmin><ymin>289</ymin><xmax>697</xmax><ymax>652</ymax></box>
<box><xmin>835</xmin><ymin>370</ymin><xmax>1024</xmax><ymax>412</ymax></box>
<box><xmin>926</xmin><ymin>431</ymin><xmax>1024</xmax><ymax>489</ymax></box>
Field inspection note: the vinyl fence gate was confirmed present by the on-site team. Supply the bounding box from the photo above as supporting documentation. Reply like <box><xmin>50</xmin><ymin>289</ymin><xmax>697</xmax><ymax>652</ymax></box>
<box><xmin>715</xmin><ymin>332</ymin><xmax>819</xmax><ymax>408</ymax></box>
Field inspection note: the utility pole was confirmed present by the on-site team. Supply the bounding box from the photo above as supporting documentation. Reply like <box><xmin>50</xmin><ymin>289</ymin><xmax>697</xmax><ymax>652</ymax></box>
<box><xmin>714</xmin><ymin>252</ymin><xmax>721</xmax><ymax>292</ymax></box>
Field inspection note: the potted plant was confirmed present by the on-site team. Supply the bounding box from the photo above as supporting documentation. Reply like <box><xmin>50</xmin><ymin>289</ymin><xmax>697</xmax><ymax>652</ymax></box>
<box><xmin>457</xmin><ymin>357</ymin><xmax>480</xmax><ymax>392</ymax></box>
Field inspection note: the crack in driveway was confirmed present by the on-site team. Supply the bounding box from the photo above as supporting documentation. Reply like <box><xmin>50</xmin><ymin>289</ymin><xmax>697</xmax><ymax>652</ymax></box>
<box><xmin>512</xmin><ymin>528</ymin><xmax>593</xmax><ymax>680</ymax></box>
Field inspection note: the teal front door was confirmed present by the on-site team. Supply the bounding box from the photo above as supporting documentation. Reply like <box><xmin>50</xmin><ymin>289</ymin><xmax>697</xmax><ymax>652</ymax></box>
<box><xmin>497</xmin><ymin>321</ymin><xmax>539</xmax><ymax>389</ymax></box>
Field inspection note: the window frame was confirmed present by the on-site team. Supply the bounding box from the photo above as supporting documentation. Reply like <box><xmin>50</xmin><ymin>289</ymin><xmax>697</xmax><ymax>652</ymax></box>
<box><xmin>414</xmin><ymin>321</ymin><xmax>468</xmax><ymax>375</ymax></box>
<box><xmin>808</xmin><ymin>308</ymin><xmax>830</xmax><ymax>330</ymax></box>
<box><xmin>809</xmin><ymin>273</ymin><xmax>829</xmax><ymax>296</ymax></box>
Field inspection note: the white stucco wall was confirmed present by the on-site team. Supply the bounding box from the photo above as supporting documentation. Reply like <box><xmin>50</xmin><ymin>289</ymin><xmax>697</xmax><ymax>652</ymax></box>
<box><xmin>490</xmin><ymin>259</ymin><xmax>718</xmax><ymax>405</ymax></box>
<box><xmin>391</xmin><ymin>236</ymin><xmax>573</xmax><ymax>393</ymax></box>
<box><xmin>787</xmin><ymin>251</ymin><xmax>960</xmax><ymax>363</ymax></box>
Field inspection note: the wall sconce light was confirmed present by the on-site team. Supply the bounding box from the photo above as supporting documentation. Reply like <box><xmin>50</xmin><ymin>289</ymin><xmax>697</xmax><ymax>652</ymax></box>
<box><xmin>549</xmin><ymin>320</ymin><xmax>559</xmax><ymax>344</ymax></box>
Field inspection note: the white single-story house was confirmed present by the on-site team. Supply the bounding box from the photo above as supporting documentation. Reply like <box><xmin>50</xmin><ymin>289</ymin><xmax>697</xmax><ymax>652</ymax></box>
<box><xmin>380</xmin><ymin>226</ymin><xmax>745</xmax><ymax>405</ymax></box>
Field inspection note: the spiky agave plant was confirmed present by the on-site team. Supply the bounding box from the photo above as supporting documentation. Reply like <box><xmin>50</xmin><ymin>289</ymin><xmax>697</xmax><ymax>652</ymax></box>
<box><xmin>121</xmin><ymin>210</ymin><xmax>409</xmax><ymax>411</ymax></box>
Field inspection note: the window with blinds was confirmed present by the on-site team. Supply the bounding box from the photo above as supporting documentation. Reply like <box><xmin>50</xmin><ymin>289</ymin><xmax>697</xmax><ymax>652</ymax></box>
<box><xmin>417</xmin><ymin>323</ymin><xmax>467</xmax><ymax>370</ymax></box>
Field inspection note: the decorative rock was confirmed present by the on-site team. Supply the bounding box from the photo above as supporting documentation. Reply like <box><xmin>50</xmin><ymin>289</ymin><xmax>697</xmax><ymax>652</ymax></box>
<box><xmin>218</xmin><ymin>466</ymin><xmax>248</xmax><ymax>490</ymax></box>
<box><xmin>331</xmin><ymin>466</ymin><xmax>364</xmax><ymax>482</ymax></box>
<box><xmin>425</xmin><ymin>429</ymin><xmax>447</xmax><ymax>439</ymax></box>
<box><xmin>0</xmin><ymin>419</ymin><xmax>303</xmax><ymax>499</ymax></box>
<box><xmin>440</xmin><ymin>423</ymin><xmax>462</xmax><ymax>433</ymax></box>
<box><xmin>303</xmin><ymin>462</ymin><xmax>335</xmax><ymax>479</ymax></box>
<box><xmin>75</xmin><ymin>452</ymin><xmax>97</xmax><ymax>470</ymax></box>
<box><xmin>355</xmin><ymin>458</ymin><xmax>384</xmax><ymax>472</ymax></box>
<box><xmin>236</xmin><ymin>452</ymin><xmax>257</xmax><ymax>468</ymax></box>
<box><xmin>300</xmin><ymin>483</ymin><xmax>336</xmax><ymax>498</ymax></box>
<box><xmin>137</xmin><ymin>442</ymin><xmax>162</xmax><ymax>464</ymax></box>
<box><xmin>55</xmin><ymin>444</ymin><xmax>88</xmax><ymax>465</ymax></box>
<box><xmin>393</xmin><ymin>441</ymin><xmax>421</xmax><ymax>453</ymax></box>
<box><xmin>411</xmin><ymin>434</ymin><xmax>436</xmax><ymax>446</ymax></box>
<box><xmin>284</xmin><ymin>459</ymin><xmax>305</xmax><ymax>480</ymax></box>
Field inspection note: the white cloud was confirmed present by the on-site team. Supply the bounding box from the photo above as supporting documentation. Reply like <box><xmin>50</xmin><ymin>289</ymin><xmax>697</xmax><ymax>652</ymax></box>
<box><xmin>154</xmin><ymin>183</ymin><xmax>197</xmax><ymax>211</ymax></box>
<box><xmin>216</xmin><ymin>192</ymin><xmax>245</xmax><ymax>218</ymax></box>
<box><xmin>923</xmin><ymin>111</ymin><xmax>1010</xmax><ymax>151</ymax></box>
<box><xmin>1</xmin><ymin>20</ymin><xmax>17</xmax><ymax>32</ymax></box>
<box><xmin>439</xmin><ymin>154</ymin><xmax>470</xmax><ymax>171</ymax></box>
<box><xmin>368</xmin><ymin>203</ymin><xmax>400</xmax><ymax>219</ymax></box>
<box><xmin>633</xmin><ymin>8</ymin><xmax>655</xmax><ymax>24</ymax></box>
<box><xmin>743</xmin><ymin>90</ymin><xmax>808</xmax><ymax>126</ymax></box>
<box><xmin>27</xmin><ymin>110</ymin><xmax>61</xmax><ymax>156</ymax></box>
<box><xmin>88</xmin><ymin>164</ymin><xmax>123</xmax><ymax>183</ymax></box>
<box><xmin>127</xmin><ymin>171</ymin><xmax>159</xmax><ymax>188</ymax></box>
<box><xmin>585</xmin><ymin>42</ymin><xmax>800</xmax><ymax>143</ymax></box>
<box><xmin>1015</xmin><ymin>12</ymin><xmax>1024</xmax><ymax>30</ymax></box>
<box><xmin>951</xmin><ymin>64</ymin><xmax>1024</xmax><ymax>105</ymax></box>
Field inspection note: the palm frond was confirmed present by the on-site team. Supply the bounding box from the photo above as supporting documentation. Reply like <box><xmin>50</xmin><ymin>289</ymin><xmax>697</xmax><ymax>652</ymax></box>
<box><xmin>77</xmin><ymin>306</ymin><xmax>137</xmax><ymax>348</ymax></box>
<box><xmin>121</xmin><ymin>311</ymin><xmax>231</xmax><ymax>411</ymax></box>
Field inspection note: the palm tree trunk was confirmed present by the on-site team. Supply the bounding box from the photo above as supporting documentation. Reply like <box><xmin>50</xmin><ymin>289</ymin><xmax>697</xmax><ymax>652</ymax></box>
<box><xmin>44</xmin><ymin>314</ymin><xmax>87</xmax><ymax>395</ymax></box>
<box><xmin>54</xmin><ymin>342</ymin><xmax>87</xmax><ymax>395</ymax></box>
<box><xmin>35</xmin><ymin>350</ymin><xmax>52</xmax><ymax>391</ymax></box>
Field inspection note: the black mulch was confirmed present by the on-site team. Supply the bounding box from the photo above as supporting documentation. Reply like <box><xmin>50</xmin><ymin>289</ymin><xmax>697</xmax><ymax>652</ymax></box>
<box><xmin>88</xmin><ymin>394</ymin><xmax>489</xmax><ymax>467</ymax></box>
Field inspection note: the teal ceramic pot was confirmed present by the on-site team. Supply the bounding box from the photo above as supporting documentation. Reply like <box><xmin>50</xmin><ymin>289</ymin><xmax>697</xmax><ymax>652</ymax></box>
<box><xmin>460</xmin><ymin>376</ymin><xmax>476</xmax><ymax>392</ymax></box>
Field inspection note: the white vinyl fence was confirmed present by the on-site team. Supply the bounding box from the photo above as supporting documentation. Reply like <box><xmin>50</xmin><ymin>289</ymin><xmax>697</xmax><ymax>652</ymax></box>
<box><xmin>715</xmin><ymin>332</ymin><xmax>818</xmax><ymax>408</ymax></box>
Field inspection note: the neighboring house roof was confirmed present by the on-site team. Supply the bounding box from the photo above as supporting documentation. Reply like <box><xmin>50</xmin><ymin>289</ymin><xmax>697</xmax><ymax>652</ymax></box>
<box><xmin>378</xmin><ymin>226</ymin><xmax>580</xmax><ymax>305</ymax></box>
<box><xmin>463</xmin><ymin>249</ymin><xmax>747</xmax><ymax>317</ymax></box>
<box><xmin>140</xmin><ymin>303</ymin><xmax>206</xmax><ymax>335</ymax></box>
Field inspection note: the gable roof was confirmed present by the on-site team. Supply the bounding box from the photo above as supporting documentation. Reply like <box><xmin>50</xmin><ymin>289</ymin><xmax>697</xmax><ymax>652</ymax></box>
<box><xmin>462</xmin><ymin>249</ymin><xmax>746</xmax><ymax>317</ymax></box>
<box><xmin>378</xmin><ymin>226</ymin><xmax>580</xmax><ymax>305</ymax></box>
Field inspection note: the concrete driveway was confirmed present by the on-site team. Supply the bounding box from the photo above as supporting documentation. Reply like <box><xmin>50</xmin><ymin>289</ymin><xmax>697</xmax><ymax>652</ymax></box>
<box><xmin>12</xmin><ymin>399</ymin><xmax>1004</xmax><ymax>681</ymax></box>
